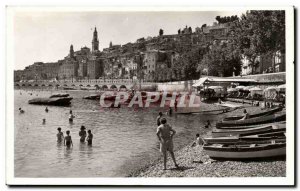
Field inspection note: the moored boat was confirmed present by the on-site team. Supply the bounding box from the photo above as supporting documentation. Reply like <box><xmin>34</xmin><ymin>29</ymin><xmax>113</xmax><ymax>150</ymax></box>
<box><xmin>83</xmin><ymin>94</ymin><xmax>100</xmax><ymax>100</ymax></box>
<box><xmin>203</xmin><ymin>142</ymin><xmax>286</xmax><ymax>159</ymax></box>
<box><xmin>49</xmin><ymin>93</ymin><xmax>70</xmax><ymax>98</ymax></box>
<box><xmin>28</xmin><ymin>97</ymin><xmax>73</xmax><ymax>106</ymax></box>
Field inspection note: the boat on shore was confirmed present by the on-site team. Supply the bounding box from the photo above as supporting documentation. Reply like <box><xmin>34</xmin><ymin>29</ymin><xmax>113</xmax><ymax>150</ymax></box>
<box><xmin>222</xmin><ymin>107</ymin><xmax>283</xmax><ymax>121</ymax></box>
<box><xmin>28</xmin><ymin>97</ymin><xmax>73</xmax><ymax>106</ymax></box>
<box><xmin>203</xmin><ymin>136</ymin><xmax>286</xmax><ymax>144</ymax></box>
<box><xmin>215</xmin><ymin>121</ymin><xmax>286</xmax><ymax>130</ymax></box>
<box><xmin>203</xmin><ymin>142</ymin><xmax>286</xmax><ymax>159</ymax></box>
<box><xmin>216</xmin><ymin>113</ymin><xmax>286</xmax><ymax>128</ymax></box>
<box><xmin>49</xmin><ymin>93</ymin><xmax>70</xmax><ymax>98</ymax></box>
<box><xmin>212</xmin><ymin>124</ymin><xmax>286</xmax><ymax>138</ymax></box>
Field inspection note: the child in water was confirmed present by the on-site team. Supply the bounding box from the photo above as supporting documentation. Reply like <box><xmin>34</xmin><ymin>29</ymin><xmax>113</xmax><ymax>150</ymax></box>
<box><xmin>64</xmin><ymin>130</ymin><xmax>73</xmax><ymax>148</ymax></box>
<box><xmin>86</xmin><ymin>130</ymin><xmax>93</xmax><ymax>146</ymax></box>
<box><xmin>57</xmin><ymin>127</ymin><xmax>64</xmax><ymax>143</ymax></box>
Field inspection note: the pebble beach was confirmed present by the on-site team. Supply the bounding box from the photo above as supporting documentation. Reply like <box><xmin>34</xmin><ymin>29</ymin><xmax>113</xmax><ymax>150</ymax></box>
<box><xmin>130</xmin><ymin>104</ymin><xmax>286</xmax><ymax>177</ymax></box>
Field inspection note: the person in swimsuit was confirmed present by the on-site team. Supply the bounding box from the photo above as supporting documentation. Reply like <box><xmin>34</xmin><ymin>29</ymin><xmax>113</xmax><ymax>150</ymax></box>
<box><xmin>156</xmin><ymin>118</ymin><xmax>179</xmax><ymax>170</ymax></box>
<box><xmin>42</xmin><ymin>118</ymin><xmax>46</xmax><ymax>124</ymax></box>
<box><xmin>156</xmin><ymin>112</ymin><xmax>163</xmax><ymax>126</ymax></box>
<box><xmin>19</xmin><ymin>108</ymin><xmax>25</xmax><ymax>113</ymax></box>
<box><xmin>79</xmin><ymin>126</ymin><xmax>87</xmax><ymax>143</ymax></box>
<box><xmin>86</xmin><ymin>130</ymin><xmax>93</xmax><ymax>146</ymax></box>
<box><xmin>64</xmin><ymin>130</ymin><xmax>73</xmax><ymax>148</ymax></box>
<box><xmin>45</xmin><ymin>107</ymin><xmax>49</xmax><ymax>112</ymax></box>
<box><xmin>57</xmin><ymin>127</ymin><xmax>64</xmax><ymax>143</ymax></box>
<box><xmin>69</xmin><ymin>113</ymin><xmax>75</xmax><ymax>122</ymax></box>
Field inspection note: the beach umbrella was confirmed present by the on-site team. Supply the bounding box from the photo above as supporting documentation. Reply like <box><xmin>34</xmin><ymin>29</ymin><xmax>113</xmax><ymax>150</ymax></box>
<box><xmin>264</xmin><ymin>86</ymin><xmax>277</xmax><ymax>92</ymax></box>
<box><xmin>243</xmin><ymin>86</ymin><xmax>254</xmax><ymax>90</ymax></box>
<box><xmin>208</xmin><ymin>86</ymin><xmax>223</xmax><ymax>89</ymax></box>
<box><xmin>227</xmin><ymin>88</ymin><xmax>238</xmax><ymax>92</ymax></box>
<box><xmin>277</xmin><ymin>84</ymin><xmax>286</xmax><ymax>92</ymax></box>
<box><xmin>236</xmin><ymin>85</ymin><xmax>245</xmax><ymax>89</ymax></box>
<box><xmin>249</xmin><ymin>87</ymin><xmax>263</xmax><ymax>95</ymax></box>
<box><xmin>249</xmin><ymin>87</ymin><xmax>262</xmax><ymax>91</ymax></box>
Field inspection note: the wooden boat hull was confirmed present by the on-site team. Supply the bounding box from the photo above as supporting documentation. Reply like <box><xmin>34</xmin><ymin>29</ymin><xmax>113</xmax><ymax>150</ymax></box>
<box><xmin>28</xmin><ymin>97</ymin><xmax>73</xmax><ymax>106</ymax></box>
<box><xmin>216</xmin><ymin>121</ymin><xmax>286</xmax><ymax>130</ymax></box>
<box><xmin>222</xmin><ymin>107</ymin><xmax>282</xmax><ymax>121</ymax></box>
<box><xmin>212</xmin><ymin>124</ymin><xmax>285</xmax><ymax>138</ymax></box>
<box><xmin>204</xmin><ymin>136</ymin><xmax>286</xmax><ymax>144</ymax></box>
<box><xmin>216</xmin><ymin>113</ymin><xmax>286</xmax><ymax>128</ymax></box>
<box><xmin>204</xmin><ymin>143</ymin><xmax>286</xmax><ymax>159</ymax></box>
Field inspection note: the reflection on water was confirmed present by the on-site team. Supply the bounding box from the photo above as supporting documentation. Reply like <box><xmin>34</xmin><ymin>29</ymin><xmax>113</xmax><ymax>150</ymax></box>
<box><xmin>14</xmin><ymin>89</ymin><xmax>220</xmax><ymax>177</ymax></box>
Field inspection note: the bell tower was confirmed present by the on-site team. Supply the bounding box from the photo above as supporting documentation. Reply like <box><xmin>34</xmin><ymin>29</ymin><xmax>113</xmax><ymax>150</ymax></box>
<box><xmin>70</xmin><ymin>44</ymin><xmax>74</xmax><ymax>58</ymax></box>
<box><xmin>92</xmin><ymin>27</ymin><xmax>99</xmax><ymax>52</ymax></box>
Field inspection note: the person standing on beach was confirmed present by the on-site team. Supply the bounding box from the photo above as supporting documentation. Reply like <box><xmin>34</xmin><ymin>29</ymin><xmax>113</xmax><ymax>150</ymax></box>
<box><xmin>156</xmin><ymin>112</ymin><xmax>163</xmax><ymax>126</ymax></box>
<box><xmin>79</xmin><ymin>126</ymin><xmax>87</xmax><ymax>143</ymax></box>
<box><xmin>156</xmin><ymin>118</ymin><xmax>179</xmax><ymax>170</ymax></box>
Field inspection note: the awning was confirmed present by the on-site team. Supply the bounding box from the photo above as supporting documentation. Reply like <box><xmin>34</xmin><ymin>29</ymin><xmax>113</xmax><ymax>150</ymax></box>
<box><xmin>192</xmin><ymin>77</ymin><xmax>257</xmax><ymax>87</ymax></box>
<box><xmin>208</xmin><ymin>86</ymin><xmax>223</xmax><ymax>89</ymax></box>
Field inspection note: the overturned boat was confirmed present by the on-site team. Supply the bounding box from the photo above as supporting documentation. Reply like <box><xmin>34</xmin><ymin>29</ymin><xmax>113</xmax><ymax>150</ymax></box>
<box><xmin>203</xmin><ymin>142</ymin><xmax>286</xmax><ymax>159</ymax></box>
<box><xmin>28</xmin><ymin>97</ymin><xmax>73</xmax><ymax>106</ymax></box>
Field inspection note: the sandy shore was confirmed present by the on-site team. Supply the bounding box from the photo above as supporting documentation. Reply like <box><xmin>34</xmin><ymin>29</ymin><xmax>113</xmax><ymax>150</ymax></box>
<box><xmin>130</xmin><ymin>104</ymin><xmax>286</xmax><ymax>177</ymax></box>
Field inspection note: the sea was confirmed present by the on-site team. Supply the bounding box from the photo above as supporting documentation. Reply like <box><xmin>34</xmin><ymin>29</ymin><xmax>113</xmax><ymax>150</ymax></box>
<box><xmin>14</xmin><ymin>88</ymin><xmax>220</xmax><ymax>177</ymax></box>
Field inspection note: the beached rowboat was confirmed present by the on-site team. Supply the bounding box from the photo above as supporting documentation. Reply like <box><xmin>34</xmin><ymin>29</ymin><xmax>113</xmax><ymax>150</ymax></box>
<box><xmin>216</xmin><ymin>113</ymin><xmax>286</xmax><ymax>128</ymax></box>
<box><xmin>212</xmin><ymin>124</ymin><xmax>285</xmax><ymax>138</ymax></box>
<box><xmin>222</xmin><ymin>107</ymin><xmax>282</xmax><ymax>121</ymax></box>
<box><xmin>203</xmin><ymin>136</ymin><xmax>285</xmax><ymax>144</ymax></box>
<box><xmin>204</xmin><ymin>142</ymin><xmax>286</xmax><ymax>159</ymax></box>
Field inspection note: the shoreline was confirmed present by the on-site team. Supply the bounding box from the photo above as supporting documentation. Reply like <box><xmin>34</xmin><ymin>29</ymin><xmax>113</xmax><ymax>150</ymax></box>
<box><xmin>129</xmin><ymin>106</ymin><xmax>286</xmax><ymax>177</ymax></box>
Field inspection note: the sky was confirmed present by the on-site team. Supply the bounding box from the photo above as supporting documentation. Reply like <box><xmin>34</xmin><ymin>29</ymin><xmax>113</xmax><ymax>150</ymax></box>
<box><xmin>13</xmin><ymin>10</ymin><xmax>246</xmax><ymax>70</ymax></box>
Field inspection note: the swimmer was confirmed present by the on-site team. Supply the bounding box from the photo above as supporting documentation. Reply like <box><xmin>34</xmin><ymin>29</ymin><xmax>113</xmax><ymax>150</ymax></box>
<box><xmin>86</xmin><ymin>130</ymin><xmax>93</xmax><ymax>146</ymax></box>
<box><xmin>79</xmin><ymin>126</ymin><xmax>87</xmax><ymax>143</ymax></box>
<box><xmin>19</xmin><ymin>108</ymin><xmax>25</xmax><ymax>113</ymax></box>
<box><xmin>57</xmin><ymin>127</ymin><xmax>64</xmax><ymax>143</ymax></box>
<box><xmin>42</xmin><ymin>118</ymin><xmax>46</xmax><ymax>124</ymax></box>
<box><xmin>45</xmin><ymin>107</ymin><xmax>49</xmax><ymax>112</ymax></box>
<box><xmin>64</xmin><ymin>130</ymin><xmax>73</xmax><ymax>148</ymax></box>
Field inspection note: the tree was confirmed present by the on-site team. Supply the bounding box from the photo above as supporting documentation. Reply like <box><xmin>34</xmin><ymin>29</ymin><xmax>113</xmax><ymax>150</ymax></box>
<box><xmin>201</xmin><ymin>24</ymin><xmax>207</xmax><ymax>28</ymax></box>
<box><xmin>188</xmin><ymin>27</ymin><xmax>192</xmax><ymax>33</ymax></box>
<box><xmin>159</xmin><ymin>29</ymin><xmax>164</xmax><ymax>36</ymax></box>
<box><xmin>178</xmin><ymin>29</ymin><xmax>181</xmax><ymax>34</ymax></box>
<box><xmin>236</xmin><ymin>10</ymin><xmax>285</xmax><ymax>74</ymax></box>
<box><xmin>198</xmin><ymin>41</ymin><xmax>242</xmax><ymax>77</ymax></box>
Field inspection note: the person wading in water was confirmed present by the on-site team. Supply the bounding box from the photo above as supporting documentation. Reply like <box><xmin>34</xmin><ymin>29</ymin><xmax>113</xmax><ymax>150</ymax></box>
<box><xmin>79</xmin><ymin>126</ymin><xmax>87</xmax><ymax>143</ymax></box>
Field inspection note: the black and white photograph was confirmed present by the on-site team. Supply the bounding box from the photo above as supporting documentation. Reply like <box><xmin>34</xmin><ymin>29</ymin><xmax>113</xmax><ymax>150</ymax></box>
<box><xmin>5</xmin><ymin>6</ymin><xmax>295</xmax><ymax>186</ymax></box>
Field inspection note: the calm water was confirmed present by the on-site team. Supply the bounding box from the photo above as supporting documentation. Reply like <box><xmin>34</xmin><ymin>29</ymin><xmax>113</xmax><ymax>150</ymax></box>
<box><xmin>14</xmin><ymin>88</ymin><xmax>219</xmax><ymax>177</ymax></box>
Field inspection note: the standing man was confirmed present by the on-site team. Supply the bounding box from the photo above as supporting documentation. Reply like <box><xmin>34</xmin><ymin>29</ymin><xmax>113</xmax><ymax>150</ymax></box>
<box><xmin>156</xmin><ymin>112</ymin><xmax>163</xmax><ymax>126</ymax></box>
<box><xmin>156</xmin><ymin>118</ymin><xmax>179</xmax><ymax>170</ymax></box>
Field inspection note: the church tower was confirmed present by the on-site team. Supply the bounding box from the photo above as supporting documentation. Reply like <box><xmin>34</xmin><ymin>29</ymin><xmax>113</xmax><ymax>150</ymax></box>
<box><xmin>92</xmin><ymin>27</ymin><xmax>99</xmax><ymax>52</ymax></box>
<box><xmin>70</xmin><ymin>44</ymin><xmax>74</xmax><ymax>58</ymax></box>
